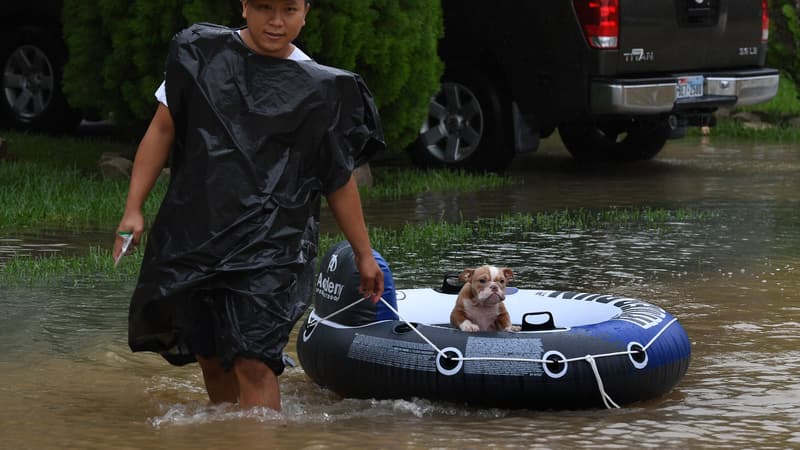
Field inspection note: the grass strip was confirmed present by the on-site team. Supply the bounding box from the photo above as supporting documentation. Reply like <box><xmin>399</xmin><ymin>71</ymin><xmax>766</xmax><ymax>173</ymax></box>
<box><xmin>0</xmin><ymin>162</ymin><xmax>167</xmax><ymax>230</ymax></box>
<box><xmin>0</xmin><ymin>160</ymin><xmax>515</xmax><ymax>231</ymax></box>
<box><xmin>735</xmin><ymin>74</ymin><xmax>800</xmax><ymax>121</ymax></box>
<box><xmin>1</xmin><ymin>207</ymin><xmax>715</xmax><ymax>286</ymax></box>
<box><xmin>689</xmin><ymin>119</ymin><xmax>800</xmax><ymax>141</ymax></box>
<box><xmin>689</xmin><ymin>75</ymin><xmax>800</xmax><ymax>141</ymax></box>
<box><xmin>1</xmin><ymin>130</ymin><xmax>133</xmax><ymax>173</ymax></box>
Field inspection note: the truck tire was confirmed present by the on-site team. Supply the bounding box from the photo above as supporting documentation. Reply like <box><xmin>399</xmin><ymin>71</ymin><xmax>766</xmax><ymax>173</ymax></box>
<box><xmin>558</xmin><ymin>117</ymin><xmax>671</xmax><ymax>161</ymax></box>
<box><xmin>408</xmin><ymin>66</ymin><xmax>513</xmax><ymax>171</ymax></box>
<box><xmin>0</xmin><ymin>26</ymin><xmax>81</xmax><ymax>134</ymax></box>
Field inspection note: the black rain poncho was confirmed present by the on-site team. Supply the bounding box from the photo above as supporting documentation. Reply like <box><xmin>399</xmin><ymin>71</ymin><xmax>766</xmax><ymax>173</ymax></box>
<box><xmin>128</xmin><ymin>23</ymin><xmax>384</xmax><ymax>374</ymax></box>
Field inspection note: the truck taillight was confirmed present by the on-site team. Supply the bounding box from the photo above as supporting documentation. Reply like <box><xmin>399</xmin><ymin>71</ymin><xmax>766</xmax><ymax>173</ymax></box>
<box><xmin>761</xmin><ymin>0</ymin><xmax>769</xmax><ymax>42</ymax></box>
<box><xmin>573</xmin><ymin>0</ymin><xmax>619</xmax><ymax>49</ymax></box>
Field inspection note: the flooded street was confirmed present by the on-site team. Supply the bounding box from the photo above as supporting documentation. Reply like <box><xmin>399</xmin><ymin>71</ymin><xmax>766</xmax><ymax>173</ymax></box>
<box><xmin>2</xmin><ymin>135</ymin><xmax>799</xmax><ymax>448</ymax></box>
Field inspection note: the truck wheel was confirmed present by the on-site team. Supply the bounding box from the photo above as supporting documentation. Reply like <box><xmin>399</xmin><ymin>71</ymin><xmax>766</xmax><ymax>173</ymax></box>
<box><xmin>0</xmin><ymin>26</ymin><xmax>81</xmax><ymax>134</ymax></box>
<box><xmin>409</xmin><ymin>68</ymin><xmax>512</xmax><ymax>171</ymax></box>
<box><xmin>558</xmin><ymin>117</ymin><xmax>671</xmax><ymax>161</ymax></box>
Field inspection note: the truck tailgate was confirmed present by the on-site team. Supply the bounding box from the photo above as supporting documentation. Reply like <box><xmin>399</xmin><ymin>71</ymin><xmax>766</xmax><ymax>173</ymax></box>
<box><xmin>615</xmin><ymin>0</ymin><xmax>765</xmax><ymax>73</ymax></box>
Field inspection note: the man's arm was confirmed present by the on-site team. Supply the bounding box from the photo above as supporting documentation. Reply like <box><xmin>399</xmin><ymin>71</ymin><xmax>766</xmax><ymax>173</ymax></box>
<box><xmin>113</xmin><ymin>104</ymin><xmax>175</xmax><ymax>260</ymax></box>
<box><xmin>326</xmin><ymin>175</ymin><xmax>384</xmax><ymax>303</ymax></box>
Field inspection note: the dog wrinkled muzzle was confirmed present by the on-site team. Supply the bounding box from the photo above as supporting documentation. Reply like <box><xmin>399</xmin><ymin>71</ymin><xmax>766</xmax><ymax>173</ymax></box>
<box><xmin>482</xmin><ymin>292</ymin><xmax>504</xmax><ymax>305</ymax></box>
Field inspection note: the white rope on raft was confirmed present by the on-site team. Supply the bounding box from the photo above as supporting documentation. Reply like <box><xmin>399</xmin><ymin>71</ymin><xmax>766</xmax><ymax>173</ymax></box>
<box><xmin>309</xmin><ymin>296</ymin><xmax>680</xmax><ymax>409</ymax></box>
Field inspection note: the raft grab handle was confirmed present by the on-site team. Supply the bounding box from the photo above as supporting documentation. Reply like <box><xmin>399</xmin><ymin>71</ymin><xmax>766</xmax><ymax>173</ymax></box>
<box><xmin>521</xmin><ymin>311</ymin><xmax>558</xmax><ymax>331</ymax></box>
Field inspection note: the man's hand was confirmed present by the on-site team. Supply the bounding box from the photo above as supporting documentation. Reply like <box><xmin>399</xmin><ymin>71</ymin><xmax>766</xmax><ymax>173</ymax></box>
<box><xmin>113</xmin><ymin>211</ymin><xmax>145</xmax><ymax>263</ymax></box>
<box><xmin>355</xmin><ymin>252</ymin><xmax>384</xmax><ymax>304</ymax></box>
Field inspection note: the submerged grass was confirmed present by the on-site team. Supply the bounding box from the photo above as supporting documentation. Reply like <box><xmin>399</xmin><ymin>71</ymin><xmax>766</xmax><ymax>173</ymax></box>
<box><xmin>0</xmin><ymin>246</ymin><xmax>143</xmax><ymax>285</ymax></box>
<box><xmin>367</xmin><ymin>208</ymin><xmax>712</xmax><ymax>252</ymax></box>
<box><xmin>364</xmin><ymin>168</ymin><xmax>518</xmax><ymax>199</ymax></box>
<box><xmin>0</xmin><ymin>129</ymin><xmax>713</xmax><ymax>285</ymax></box>
<box><xmin>2</xmin><ymin>207</ymin><xmax>715</xmax><ymax>286</ymax></box>
<box><xmin>0</xmin><ymin>131</ymin><xmax>520</xmax><ymax>282</ymax></box>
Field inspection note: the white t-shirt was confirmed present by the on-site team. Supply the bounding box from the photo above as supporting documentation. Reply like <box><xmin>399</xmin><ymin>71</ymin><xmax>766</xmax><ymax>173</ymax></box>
<box><xmin>154</xmin><ymin>29</ymin><xmax>311</xmax><ymax>106</ymax></box>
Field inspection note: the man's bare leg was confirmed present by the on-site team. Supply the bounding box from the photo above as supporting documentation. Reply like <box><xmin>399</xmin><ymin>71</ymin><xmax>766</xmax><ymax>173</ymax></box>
<box><xmin>196</xmin><ymin>355</ymin><xmax>239</xmax><ymax>404</ymax></box>
<box><xmin>233</xmin><ymin>357</ymin><xmax>281</xmax><ymax>411</ymax></box>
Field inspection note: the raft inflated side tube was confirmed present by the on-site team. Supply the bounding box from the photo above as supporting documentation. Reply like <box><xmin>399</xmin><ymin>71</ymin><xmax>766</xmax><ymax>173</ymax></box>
<box><xmin>297</xmin><ymin>288</ymin><xmax>691</xmax><ymax>409</ymax></box>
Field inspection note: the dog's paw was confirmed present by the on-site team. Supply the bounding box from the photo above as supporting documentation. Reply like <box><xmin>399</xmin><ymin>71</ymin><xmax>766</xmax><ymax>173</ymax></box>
<box><xmin>508</xmin><ymin>325</ymin><xmax>521</xmax><ymax>332</ymax></box>
<box><xmin>459</xmin><ymin>320</ymin><xmax>480</xmax><ymax>332</ymax></box>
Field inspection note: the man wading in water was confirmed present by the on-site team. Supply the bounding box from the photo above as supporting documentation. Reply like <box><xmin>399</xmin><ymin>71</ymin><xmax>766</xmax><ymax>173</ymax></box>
<box><xmin>114</xmin><ymin>0</ymin><xmax>384</xmax><ymax>410</ymax></box>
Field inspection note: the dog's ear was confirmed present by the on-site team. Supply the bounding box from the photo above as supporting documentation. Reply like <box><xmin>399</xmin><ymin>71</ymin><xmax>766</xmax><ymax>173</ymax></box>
<box><xmin>502</xmin><ymin>268</ymin><xmax>514</xmax><ymax>281</ymax></box>
<box><xmin>459</xmin><ymin>268</ymin><xmax>475</xmax><ymax>283</ymax></box>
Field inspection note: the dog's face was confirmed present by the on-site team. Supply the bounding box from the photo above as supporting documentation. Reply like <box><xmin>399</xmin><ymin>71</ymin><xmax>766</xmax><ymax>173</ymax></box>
<box><xmin>460</xmin><ymin>265</ymin><xmax>513</xmax><ymax>306</ymax></box>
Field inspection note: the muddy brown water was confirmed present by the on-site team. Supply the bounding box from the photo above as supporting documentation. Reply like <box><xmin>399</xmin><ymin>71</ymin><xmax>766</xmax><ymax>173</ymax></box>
<box><xmin>1</xmin><ymin>136</ymin><xmax>798</xmax><ymax>449</ymax></box>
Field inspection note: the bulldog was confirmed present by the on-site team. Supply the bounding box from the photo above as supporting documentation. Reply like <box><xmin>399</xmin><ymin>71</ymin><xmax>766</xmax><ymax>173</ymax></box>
<box><xmin>450</xmin><ymin>265</ymin><xmax>520</xmax><ymax>332</ymax></box>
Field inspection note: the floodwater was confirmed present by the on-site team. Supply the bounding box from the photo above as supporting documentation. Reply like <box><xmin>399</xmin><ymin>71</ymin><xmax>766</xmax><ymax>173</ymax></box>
<box><xmin>1</xmin><ymin>135</ymin><xmax>799</xmax><ymax>449</ymax></box>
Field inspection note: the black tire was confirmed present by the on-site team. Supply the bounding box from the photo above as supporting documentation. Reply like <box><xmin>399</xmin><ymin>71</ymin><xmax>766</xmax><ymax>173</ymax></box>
<box><xmin>408</xmin><ymin>65</ymin><xmax>513</xmax><ymax>171</ymax></box>
<box><xmin>0</xmin><ymin>26</ymin><xmax>81</xmax><ymax>134</ymax></box>
<box><xmin>558</xmin><ymin>117</ymin><xmax>671</xmax><ymax>161</ymax></box>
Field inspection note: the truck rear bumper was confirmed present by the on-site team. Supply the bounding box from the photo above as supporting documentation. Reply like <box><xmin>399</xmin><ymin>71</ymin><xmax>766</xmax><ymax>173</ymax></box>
<box><xmin>591</xmin><ymin>68</ymin><xmax>780</xmax><ymax>115</ymax></box>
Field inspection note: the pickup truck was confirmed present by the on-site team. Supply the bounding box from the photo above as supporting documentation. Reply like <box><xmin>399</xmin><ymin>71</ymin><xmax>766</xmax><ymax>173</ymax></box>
<box><xmin>410</xmin><ymin>0</ymin><xmax>780</xmax><ymax>170</ymax></box>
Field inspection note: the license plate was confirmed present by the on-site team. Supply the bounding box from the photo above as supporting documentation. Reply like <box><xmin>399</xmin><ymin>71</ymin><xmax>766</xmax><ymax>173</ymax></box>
<box><xmin>676</xmin><ymin>76</ymin><xmax>704</xmax><ymax>98</ymax></box>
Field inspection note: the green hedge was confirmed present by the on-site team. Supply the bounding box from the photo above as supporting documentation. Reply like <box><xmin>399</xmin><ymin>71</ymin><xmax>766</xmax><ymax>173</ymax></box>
<box><xmin>769</xmin><ymin>0</ymin><xmax>800</xmax><ymax>84</ymax></box>
<box><xmin>304</xmin><ymin>1</ymin><xmax>444</xmax><ymax>149</ymax></box>
<box><xmin>61</xmin><ymin>0</ymin><xmax>443</xmax><ymax>151</ymax></box>
<box><xmin>61</xmin><ymin>1</ymin><xmax>236</xmax><ymax>127</ymax></box>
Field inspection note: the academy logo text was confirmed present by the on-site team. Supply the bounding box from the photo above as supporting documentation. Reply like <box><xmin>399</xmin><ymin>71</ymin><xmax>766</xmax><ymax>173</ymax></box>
<box><xmin>316</xmin><ymin>273</ymin><xmax>344</xmax><ymax>302</ymax></box>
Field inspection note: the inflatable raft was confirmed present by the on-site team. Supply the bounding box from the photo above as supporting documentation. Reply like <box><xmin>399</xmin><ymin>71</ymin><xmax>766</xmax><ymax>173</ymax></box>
<box><xmin>296</xmin><ymin>244</ymin><xmax>691</xmax><ymax>410</ymax></box>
